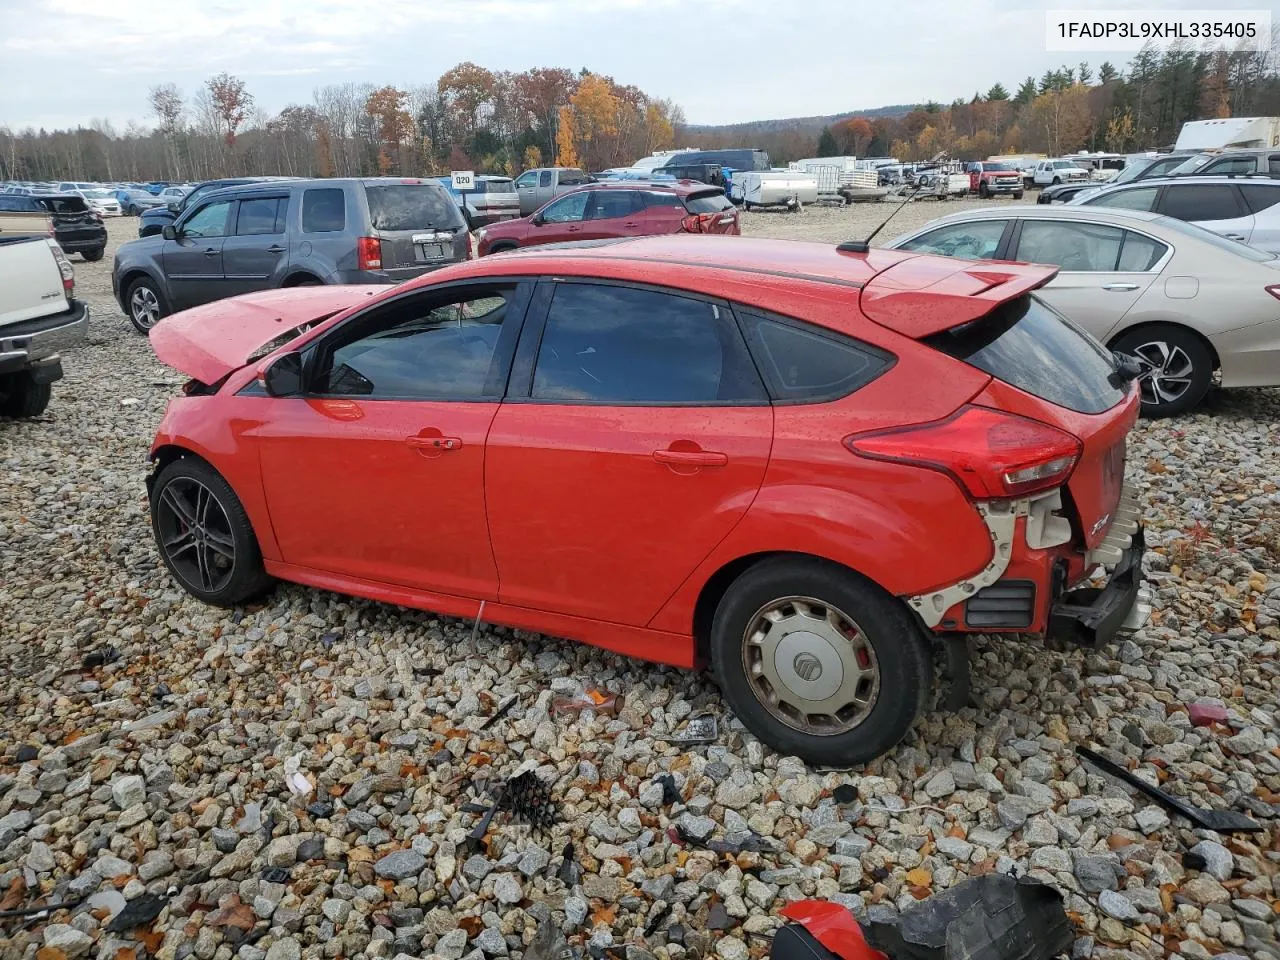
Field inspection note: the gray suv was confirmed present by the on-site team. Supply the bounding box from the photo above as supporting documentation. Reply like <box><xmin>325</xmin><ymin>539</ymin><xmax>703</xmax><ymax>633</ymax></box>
<box><xmin>113</xmin><ymin>177</ymin><xmax>470</xmax><ymax>333</ymax></box>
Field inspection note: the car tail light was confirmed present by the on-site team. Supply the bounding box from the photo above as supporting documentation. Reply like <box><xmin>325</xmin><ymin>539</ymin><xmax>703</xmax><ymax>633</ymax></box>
<box><xmin>1267</xmin><ymin>284</ymin><xmax>1280</xmax><ymax>301</ymax></box>
<box><xmin>845</xmin><ymin>405</ymin><xmax>1081</xmax><ymax>499</ymax></box>
<box><xmin>47</xmin><ymin>240</ymin><xmax>75</xmax><ymax>300</ymax></box>
<box><xmin>357</xmin><ymin>236</ymin><xmax>382</xmax><ymax>271</ymax></box>
<box><xmin>466</xmin><ymin>232</ymin><xmax>476</xmax><ymax>259</ymax></box>
<box><xmin>680</xmin><ymin>213</ymin><xmax>715</xmax><ymax>233</ymax></box>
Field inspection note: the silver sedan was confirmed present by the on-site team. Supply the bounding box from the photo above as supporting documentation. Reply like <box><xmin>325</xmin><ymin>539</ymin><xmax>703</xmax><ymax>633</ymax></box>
<box><xmin>887</xmin><ymin>205</ymin><xmax>1280</xmax><ymax>416</ymax></box>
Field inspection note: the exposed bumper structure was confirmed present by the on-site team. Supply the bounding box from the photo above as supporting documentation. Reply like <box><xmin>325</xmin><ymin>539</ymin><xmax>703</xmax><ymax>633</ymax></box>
<box><xmin>0</xmin><ymin>300</ymin><xmax>89</xmax><ymax>378</ymax></box>
<box><xmin>1048</xmin><ymin>525</ymin><xmax>1149</xmax><ymax>647</ymax></box>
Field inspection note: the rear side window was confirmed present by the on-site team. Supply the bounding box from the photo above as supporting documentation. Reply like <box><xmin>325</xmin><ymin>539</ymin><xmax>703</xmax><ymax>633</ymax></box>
<box><xmin>236</xmin><ymin>197</ymin><xmax>285</xmax><ymax>235</ymax></box>
<box><xmin>0</xmin><ymin>196</ymin><xmax>37</xmax><ymax>211</ymax></box>
<box><xmin>364</xmin><ymin>184</ymin><xmax>463</xmax><ymax>231</ymax></box>
<box><xmin>1239</xmin><ymin>184</ymin><xmax>1280</xmax><ymax>214</ymax></box>
<box><xmin>644</xmin><ymin>192</ymin><xmax>684</xmax><ymax>209</ymax></box>
<box><xmin>683</xmin><ymin>191</ymin><xmax>734</xmax><ymax>214</ymax></box>
<box><xmin>539</xmin><ymin>171</ymin><xmax>553</xmax><ymax>187</ymax></box>
<box><xmin>898</xmin><ymin>220</ymin><xmax>1008</xmax><ymax>260</ymax></box>
<box><xmin>1116</xmin><ymin>231</ymin><xmax>1168</xmax><ymax>271</ymax></box>
<box><xmin>1158</xmin><ymin>184</ymin><xmax>1243</xmax><ymax>221</ymax></box>
<box><xmin>302</xmin><ymin>188</ymin><xmax>346</xmax><ymax>233</ymax></box>
<box><xmin>531</xmin><ymin>283</ymin><xmax>765</xmax><ymax>404</ymax></box>
<box><xmin>739</xmin><ymin>312</ymin><xmax>891</xmax><ymax>403</ymax></box>
<box><xmin>1016</xmin><ymin>220</ymin><xmax>1124</xmax><ymax>271</ymax></box>
<box><xmin>558</xmin><ymin>170</ymin><xmax>590</xmax><ymax>186</ymax></box>
<box><xmin>923</xmin><ymin>295</ymin><xmax>1124</xmax><ymax>415</ymax></box>
<box><xmin>1202</xmin><ymin>156</ymin><xmax>1257</xmax><ymax>175</ymax></box>
<box><xmin>587</xmin><ymin>190</ymin><xmax>641</xmax><ymax>220</ymax></box>
<box><xmin>1087</xmin><ymin>187</ymin><xmax>1157</xmax><ymax>212</ymax></box>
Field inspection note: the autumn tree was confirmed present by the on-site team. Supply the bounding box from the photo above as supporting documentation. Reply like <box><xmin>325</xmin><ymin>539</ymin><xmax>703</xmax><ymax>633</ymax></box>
<box><xmin>512</xmin><ymin>67</ymin><xmax>576</xmax><ymax>163</ymax></box>
<box><xmin>438</xmin><ymin>62</ymin><xmax>497</xmax><ymax>144</ymax></box>
<box><xmin>206</xmin><ymin>73</ymin><xmax>253</xmax><ymax>149</ymax></box>
<box><xmin>565</xmin><ymin>73</ymin><xmax>618</xmax><ymax>169</ymax></box>
<box><xmin>554</xmin><ymin>105</ymin><xmax>579</xmax><ymax>167</ymax></box>
<box><xmin>833</xmin><ymin>116</ymin><xmax>873</xmax><ymax>155</ymax></box>
<box><xmin>365</xmin><ymin>86</ymin><xmax>412</xmax><ymax>173</ymax></box>
<box><xmin>1032</xmin><ymin>84</ymin><xmax>1093</xmax><ymax>155</ymax></box>
<box><xmin>149</xmin><ymin>83</ymin><xmax>185</xmax><ymax>178</ymax></box>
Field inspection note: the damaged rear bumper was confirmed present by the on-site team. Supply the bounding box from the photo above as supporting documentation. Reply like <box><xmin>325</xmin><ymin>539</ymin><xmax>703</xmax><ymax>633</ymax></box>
<box><xmin>1048</xmin><ymin>524</ymin><xmax>1149</xmax><ymax>648</ymax></box>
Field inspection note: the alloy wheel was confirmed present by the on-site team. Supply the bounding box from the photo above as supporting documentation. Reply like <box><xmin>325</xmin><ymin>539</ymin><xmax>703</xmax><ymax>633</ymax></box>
<box><xmin>1130</xmin><ymin>339</ymin><xmax>1194</xmax><ymax>406</ymax></box>
<box><xmin>154</xmin><ymin>477</ymin><xmax>236</xmax><ymax>593</ymax></box>
<box><xmin>741</xmin><ymin>596</ymin><xmax>880</xmax><ymax>736</ymax></box>
<box><xmin>130</xmin><ymin>286</ymin><xmax>161</xmax><ymax>329</ymax></box>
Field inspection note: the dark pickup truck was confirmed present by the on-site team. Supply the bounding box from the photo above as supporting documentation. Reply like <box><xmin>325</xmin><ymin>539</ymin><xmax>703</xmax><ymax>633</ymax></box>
<box><xmin>0</xmin><ymin>194</ymin><xmax>107</xmax><ymax>261</ymax></box>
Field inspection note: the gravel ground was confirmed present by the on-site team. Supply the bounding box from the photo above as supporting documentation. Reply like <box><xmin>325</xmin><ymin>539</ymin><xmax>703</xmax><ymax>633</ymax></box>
<box><xmin>2</xmin><ymin>207</ymin><xmax>1279</xmax><ymax>960</ymax></box>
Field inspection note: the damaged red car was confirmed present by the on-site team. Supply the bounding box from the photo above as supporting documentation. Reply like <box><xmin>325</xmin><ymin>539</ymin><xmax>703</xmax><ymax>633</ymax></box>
<box><xmin>146</xmin><ymin>236</ymin><xmax>1147</xmax><ymax>765</ymax></box>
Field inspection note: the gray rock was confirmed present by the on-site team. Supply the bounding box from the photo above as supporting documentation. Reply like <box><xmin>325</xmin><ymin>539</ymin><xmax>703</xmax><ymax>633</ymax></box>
<box><xmin>1134</xmin><ymin>806</ymin><xmax>1170</xmax><ymax>833</ymax></box>
<box><xmin>639</xmin><ymin>782</ymin><xmax>665</xmax><ymax>808</ymax></box>
<box><xmin>677</xmin><ymin>813</ymin><xmax>717</xmax><ymax>842</ymax></box>
<box><xmin>833</xmin><ymin>835</ymin><xmax>871</xmax><ymax>858</ymax></box>
<box><xmin>265</xmin><ymin>938</ymin><xmax>302</xmax><ymax>960</ymax></box>
<box><xmin>565</xmin><ymin>894</ymin><xmax>589</xmax><ymax>927</ymax></box>
<box><xmin>808</xmin><ymin>822</ymin><xmax>851</xmax><ymax>846</ymax></box>
<box><xmin>1029</xmin><ymin>847</ymin><xmax>1072</xmax><ymax>873</ymax></box>
<box><xmin>375</xmin><ymin>849</ymin><xmax>426</xmax><ymax>881</ymax></box>
<box><xmin>642</xmin><ymin>875</ymin><xmax>675</xmax><ymax>901</ymax></box>
<box><xmin>111</xmin><ymin>775</ymin><xmax>146</xmax><ymax>810</ymax></box>
<box><xmin>1190</xmin><ymin>840</ymin><xmax>1233</xmax><ymax>882</ymax></box>
<box><xmin>922</xmin><ymin>770</ymin><xmax>955</xmax><ymax>799</ymax></box>
<box><xmin>493</xmin><ymin>872</ymin><xmax>523</xmax><ymax>904</ymax></box>
<box><xmin>43</xmin><ymin>924</ymin><xmax>94</xmax><ymax>958</ymax></box>
<box><xmin>25</xmin><ymin>841</ymin><xmax>54</xmax><ymax>873</ymax></box>
<box><xmin>322</xmin><ymin>898</ymin><xmax>351</xmax><ymax>924</ymax></box>
<box><xmin>1226</xmin><ymin>727</ymin><xmax>1267</xmax><ymax>755</ymax></box>
<box><xmin>345</xmin><ymin>810</ymin><xmax>378</xmax><ymax>832</ymax></box>
<box><xmin>582</xmin><ymin>874</ymin><xmax>619</xmax><ymax>900</ymax></box>
<box><xmin>1073</xmin><ymin>855</ymin><xmax>1120</xmax><ymax>893</ymax></box>
<box><xmin>1098</xmin><ymin>889</ymin><xmax>1139</xmax><ymax>922</ymax></box>
<box><xmin>518</xmin><ymin>846</ymin><xmax>551</xmax><ymax>877</ymax></box>
<box><xmin>1066</xmin><ymin>798</ymin><xmax>1098</xmax><ymax>818</ymax></box>
<box><xmin>935</xmin><ymin>836</ymin><xmax>974</xmax><ymax>861</ymax></box>
<box><xmin>212</xmin><ymin>828</ymin><xmax>239</xmax><ymax>853</ymax></box>
<box><xmin>462</xmin><ymin>855</ymin><xmax>494</xmax><ymax>882</ymax></box>
<box><xmin>475</xmin><ymin>928</ymin><xmax>508</xmax><ymax>956</ymax></box>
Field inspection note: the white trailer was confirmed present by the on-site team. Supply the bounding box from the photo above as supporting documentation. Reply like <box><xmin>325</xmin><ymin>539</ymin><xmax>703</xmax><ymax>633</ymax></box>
<box><xmin>736</xmin><ymin>171</ymin><xmax>819</xmax><ymax>210</ymax></box>
<box><xmin>1175</xmin><ymin>117</ymin><xmax>1280</xmax><ymax>151</ymax></box>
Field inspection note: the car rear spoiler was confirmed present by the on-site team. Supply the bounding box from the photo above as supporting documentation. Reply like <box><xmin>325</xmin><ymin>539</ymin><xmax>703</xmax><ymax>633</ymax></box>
<box><xmin>859</xmin><ymin>257</ymin><xmax>1058</xmax><ymax>339</ymax></box>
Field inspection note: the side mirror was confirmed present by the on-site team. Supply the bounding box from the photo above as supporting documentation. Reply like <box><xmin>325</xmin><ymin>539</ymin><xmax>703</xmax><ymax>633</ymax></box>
<box><xmin>262</xmin><ymin>351</ymin><xmax>304</xmax><ymax>397</ymax></box>
<box><xmin>161</xmin><ymin>225</ymin><xmax>177</xmax><ymax>241</ymax></box>
<box><xmin>167</xmin><ymin>201</ymin><xmax>181</xmax><ymax>213</ymax></box>
<box><xmin>530</xmin><ymin>214</ymin><xmax>544</xmax><ymax>226</ymax></box>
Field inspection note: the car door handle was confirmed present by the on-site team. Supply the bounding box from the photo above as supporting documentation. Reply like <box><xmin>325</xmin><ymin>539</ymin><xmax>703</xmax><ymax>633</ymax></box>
<box><xmin>653</xmin><ymin>449</ymin><xmax>728</xmax><ymax>468</ymax></box>
<box><xmin>622</xmin><ymin>220</ymin><xmax>639</xmax><ymax>227</ymax></box>
<box><xmin>1222</xmin><ymin>233</ymin><xmax>1248</xmax><ymax>241</ymax></box>
<box><xmin>1102</xmin><ymin>283</ymin><xmax>1140</xmax><ymax>292</ymax></box>
<box><xmin>566</xmin><ymin>225</ymin><xmax>581</xmax><ymax>232</ymax></box>
<box><xmin>203</xmin><ymin>247</ymin><xmax>219</xmax><ymax>257</ymax></box>
<box><xmin>266</xmin><ymin>245</ymin><xmax>285</xmax><ymax>254</ymax></box>
<box><xmin>407</xmin><ymin>435</ymin><xmax>462</xmax><ymax>452</ymax></box>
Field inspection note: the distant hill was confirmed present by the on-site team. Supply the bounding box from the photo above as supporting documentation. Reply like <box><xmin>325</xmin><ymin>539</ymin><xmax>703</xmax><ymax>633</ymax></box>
<box><xmin>686</xmin><ymin>104</ymin><xmax>918</xmax><ymax>136</ymax></box>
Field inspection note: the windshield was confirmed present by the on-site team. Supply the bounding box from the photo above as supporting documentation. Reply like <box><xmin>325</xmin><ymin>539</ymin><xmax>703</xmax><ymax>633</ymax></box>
<box><xmin>364</xmin><ymin>183</ymin><xmax>465</xmax><ymax>231</ymax></box>
<box><xmin>82</xmin><ymin>189</ymin><xmax>112</xmax><ymax>199</ymax></box>
<box><xmin>1169</xmin><ymin>153</ymin><xmax>1214</xmax><ymax>175</ymax></box>
<box><xmin>985</xmin><ymin>163</ymin><xmax>1016</xmax><ymax>172</ymax></box>
<box><xmin>924</xmin><ymin>295</ymin><xmax>1124</xmax><ymax>415</ymax></box>
<box><xmin>1111</xmin><ymin>157</ymin><xmax>1158</xmax><ymax>184</ymax></box>
<box><xmin>479</xmin><ymin>179</ymin><xmax>515</xmax><ymax>195</ymax></box>
<box><xmin>1151</xmin><ymin>214</ymin><xmax>1277</xmax><ymax>261</ymax></box>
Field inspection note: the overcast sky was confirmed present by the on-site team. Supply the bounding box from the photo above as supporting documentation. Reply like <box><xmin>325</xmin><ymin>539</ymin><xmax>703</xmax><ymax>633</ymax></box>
<box><xmin>0</xmin><ymin>0</ymin><xmax>1270</xmax><ymax>132</ymax></box>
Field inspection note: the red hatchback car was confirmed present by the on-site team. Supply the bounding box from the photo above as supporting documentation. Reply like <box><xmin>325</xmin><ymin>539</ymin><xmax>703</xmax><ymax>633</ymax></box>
<box><xmin>146</xmin><ymin>236</ymin><xmax>1145</xmax><ymax>764</ymax></box>
<box><xmin>474</xmin><ymin>180</ymin><xmax>739</xmax><ymax>256</ymax></box>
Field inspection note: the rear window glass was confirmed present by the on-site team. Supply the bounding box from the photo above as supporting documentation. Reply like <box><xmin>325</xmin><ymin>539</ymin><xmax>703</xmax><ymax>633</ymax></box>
<box><xmin>479</xmin><ymin>179</ymin><xmax>514</xmax><ymax>194</ymax></box>
<box><xmin>364</xmin><ymin>184</ymin><xmax>464</xmax><ymax>230</ymax></box>
<box><xmin>684</xmin><ymin>191</ymin><xmax>734</xmax><ymax>214</ymax></box>
<box><xmin>558</xmin><ymin>170</ymin><xmax>590</xmax><ymax>186</ymax></box>
<box><xmin>644</xmin><ymin>192</ymin><xmax>685</xmax><ymax>209</ymax></box>
<box><xmin>302</xmin><ymin>188</ymin><xmax>346</xmax><ymax>233</ymax></box>
<box><xmin>0</xmin><ymin>196</ymin><xmax>38</xmax><ymax>211</ymax></box>
<box><xmin>1239</xmin><ymin>184</ymin><xmax>1280</xmax><ymax>214</ymax></box>
<box><xmin>740</xmin><ymin>312</ymin><xmax>891</xmax><ymax>402</ymax></box>
<box><xmin>34</xmin><ymin>196</ymin><xmax>89</xmax><ymax>214</ymax></box>
<box><xmin>923</xmin><ymin>295</ymin><xmax>1125</xmax><ymax>415</ymax></box>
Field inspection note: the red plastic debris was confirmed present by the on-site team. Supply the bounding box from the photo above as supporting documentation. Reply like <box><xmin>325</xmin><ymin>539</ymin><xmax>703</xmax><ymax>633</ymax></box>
<box><xmin>779</xmin><ymin>900</ymin><xmax>888</xmax><ymax>960</ymax></box>
<box><xmin>1188</xmin><ymin>703</ymin><xmax>1228</xmax><ymax>727</ymax></box>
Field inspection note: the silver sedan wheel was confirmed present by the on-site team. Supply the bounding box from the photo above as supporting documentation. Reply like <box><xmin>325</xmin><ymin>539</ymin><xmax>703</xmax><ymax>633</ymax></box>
<box><xmin>741</xmin><ymin>596</ymin><xmax>880</xmax><ymax>736</ymax></box>
<box><xmin>1131</xmin><ymin>339</ymin><xmax>1194</xmax><ymax>405</ymax></box>
<box><xmin>130</xmin><ymin>286</ymin><xmax>161</xmax><ymax>329</ymax></box>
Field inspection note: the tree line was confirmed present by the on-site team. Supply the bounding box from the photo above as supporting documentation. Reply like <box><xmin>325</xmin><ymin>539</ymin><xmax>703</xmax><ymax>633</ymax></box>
<box><xmin>1</xmin><ymin>41</ymin><xmax>1277</xmax><ymax>183</ymax></box>
<box><xmin>0</xmin><ymin>64</ymin><xmax>683</xmax><ymax>183</ymax></box>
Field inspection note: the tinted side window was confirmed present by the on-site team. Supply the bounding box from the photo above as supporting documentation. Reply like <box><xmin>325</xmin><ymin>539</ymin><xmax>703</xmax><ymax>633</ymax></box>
<box><xmin>1016</xmin><ymin>220</ymin><xmax>1124</xmax><ymax>271</ymax></box>
<box><xmin>739</xmin><ymin>312</ymin><xmax>891</xmax><ymax>402</ymax></box>
<box><xmin>1239</xmin><ymin>184</ymin><xmax>1280</xmax><ymax>214</ymax></box>
<box><xmin>236</xmin><ymin>197</ymin><xmax>284</xmax><ymax>236</ymax></box>
<box><xmin>1158</xmin><ymin>184</ymin><xmax>1242</xmax><ymax>221</ymax></box>
<box><xmin>587</xmin><ymin>191</ymin><xmax>640</xmax><ymax>220</ymax></box>
<box><xmin>181</xmin><ymin>200</ymin><xmax>233</xmax><ymax>238</ymax></box>
<box><xmin>1116</xmin><ymin>231</ymin><xmax>1169</xmax><ymax>271</ymax></box>
<box><xmin>1087</xmin><ymin>186</ymin><xmax>1158</xmax><ymax>212</ymax></box>
<box><xmin>898</xmin><ymin>220</ymin><xmax>1008</xmax><ymax>259</ymax></box>
<box><xmin>302</xmin><ymin>188</ymin><xmax>346</xmax><ymax>233</ymax></box>
<box><xmin>316</xmin><ymin>286</ymin><xmax>521</xmax><ymax>399</ymax></box>
<box><xmin>1203</xmin><ymin>156</ymin><xmax>1257</xmax><ymax>175</ymax></box>
<box><xmin>539</xmin><ymin>171</ymin><xmax>553</xmax><ymax>187</ymax></box>
<box><xmin>532</xmin><ymin>283</ymin><xmax>764</xmax><ymax>403</ymax></box>
<box><xmin>644</xmin><ymin>192</ymin><xmax>684</xmax><ymax>209</ymax></box>
<box><xmin>540</xmin><ymin>192</ymin><xmax>589</xmax><ymax>223</ymax></box>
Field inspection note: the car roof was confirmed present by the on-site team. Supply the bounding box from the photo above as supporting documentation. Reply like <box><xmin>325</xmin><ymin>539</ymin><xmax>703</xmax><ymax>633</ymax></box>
<box><xmin>1090</xmin><ymin>175</ymin><xmax>1280</xmax><ymax>189</ymax></box>
<box><xmin>895</xmin><ymin>204</ymin><xmax>1169</xmax><ymax>228</ymax></box>
<box><xmin>565</xmin><ymin>179</ymin><xmax>722</xmax><ymax>197</ymax></box>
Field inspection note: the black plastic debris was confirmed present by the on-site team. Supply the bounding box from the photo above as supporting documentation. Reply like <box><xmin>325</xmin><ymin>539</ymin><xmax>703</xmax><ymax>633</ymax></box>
<box><xmin>502</xmin><ymin>770</ymin><xmax>557</xmax><ymax>829</ymax></box>
<box><xmin>260</xmin><ymin>867</ymin><xmax>290</xmax><ymax>884</ymax></box>
<box><xmin>557</xmin><ymin>841</ymin><xmax>581</xmax><ymax>886</ymax></box>
<box><xmin>1077</xmin><ymin>745</ymin><xmax>1264</xmax><ymax>833</ymax></box>
<box><xmin>105</xmin><ymin>892</ymin><xmax>167</xmax><ymax>932</ymax></box>
<box><xmin>863</xmin><ymin>874</ymin><xmax>1072</xmax><ymax>960</ymax></box>
<box><xmin>479</xmin><ymin>696</ymin><xmax>518</xmax><ymax>730</ymax></box>
<box><xmin>306</xmin><ymin>801</ymin><xmax>333</xmax><ymax>819</ymax></box>
<box><xmin>1182</xmin><ymin>850</ymin><xmax>1208</xmax><ymax>871</ymax></box>
<box><xmin>656</xmin><ymin>774</ymin><xmax>681</xmax><ymax>805</ymax></box>
<box><xmin>707</xmin><ymin>902</ymin><xmax>734</xmax><ymax>930</ymax></box>
<box><xmin>153</xmin><ymin>682</ymin><xmax>171</xmax><ymax>700</ymax></box>
<box><xmin>320</xmin><ymin>632</ymin><xmax>340</xmax><ymax>650</ymax></box>
<box><xmin>82</xmin><ymin>646</ymin><xmax>119</xmax><ymax>670</ymax></box>
<box><xmin>644</xmin><ymin>902</ymin><xmax>672</xmax><ymax>936</ymax></box>
<box><xmin>660</xmin><ymin>713</ymin><xmax>718</xmax><ymax>745</ymax></box>
<box><xmin>674</xmin><ymin>823</ymin><xmax>778</xmax><ymax>855</ymax></box>
<box><xmin>832</xmin><ymin>784</ymin><xmax>858</xmax><ymax>806</ymax></box>
<box><xmin>14</xmin><ymin>745</ymin><xmax>38</xmax><ymax>763</ymax></box>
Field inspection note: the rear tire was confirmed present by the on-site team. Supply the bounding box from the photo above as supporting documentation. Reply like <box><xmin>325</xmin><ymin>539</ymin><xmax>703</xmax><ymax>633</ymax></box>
<box><xmin>81</xmin><ymin>247</ymin><xmax>104</xmax><ymax>262</ymax></box>
<box><xmin>126</xmin><ymin>277</ymin><xmax>168</xmax><ymax>334</ymax></box>
<box><xmin>150</xmin><ymin>456</ymin><xmax>272</xmax><ymax>607</ymax></box>
<box><xmin>487</xmin><ymin>242</ymin><xmax>518</xmax><ymax>255</ymax></box>
<box><xmin>1013</xmin><ymin>191</ymin><xmax>1024</xmax><ymax>200</ymax></box>
<box><xmin>710</xmin><ymin>557</ymin><xmax>931</xmax><ymax>766</ymax></box>
<box><xmin>0</xmin><ymin>373</ymin><xmax>52</xmax><ymax>418</ymax></box>
<box><xmin>1111</xmin><ymin>324</ymin><xmax>1214</xmax><ymax>418</ymax></box>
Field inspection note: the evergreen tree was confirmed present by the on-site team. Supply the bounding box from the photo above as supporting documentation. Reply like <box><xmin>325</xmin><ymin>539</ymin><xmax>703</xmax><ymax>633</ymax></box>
<box><xmin>1014</xmin><ymin>76</ymin><xmax>1038</xmax><ymax>104</ymax></box>
<box><xmin>986</xmin><ymin>82</ymin><xmax>1010</xmax><ymax>101</ymax></box>
<box><xmin>1098</xmin><ymin>61</ymin><xmax>1119</xmax><ymax>84</ymax></box>
<box><xmin>816</xmin><ymin>126</ymin><xmax>838</xmax><ymax>157</ymax></box>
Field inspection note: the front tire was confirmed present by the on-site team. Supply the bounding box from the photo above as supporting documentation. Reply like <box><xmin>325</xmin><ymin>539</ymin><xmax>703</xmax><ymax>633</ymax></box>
<box><xmin>1111</xmin><ymin>325</ymin><xmax>1213</xmax><ymax>417</ymax></box>
<box><xmin>1013</xmin><ymin>191</ymin><xmax>1024</xmax><ymax>200</ymax></box>
<box><xmin>710</xmin><ymin>558</ymin><xmax>931</xmax><ymax>766</ymax></box>
<box><xmin>0</xmin><ymin>373</ymin><xmax>52</xmax><ymax>418</ymax></box>
<box><xmin>81</xmin><ymin>247</ymin><xmax>104</xmax><ymax>262</ymax></box>
<box><xmin>126</xmin><ymin>277</ymin><xmax>168</xmax><ymax>334</ymax></box>
<box><xmin>978</xmin><ymin>184</ymin><xmax>989</xmax><ymax>199</ymax></box>
<box><xmin>150</xmin><ymin>457</ymin><xmax>272</xmax><ymax>607</ymax></box>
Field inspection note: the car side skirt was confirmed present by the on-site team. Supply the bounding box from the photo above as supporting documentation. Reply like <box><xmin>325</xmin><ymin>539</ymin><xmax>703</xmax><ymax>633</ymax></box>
<box><xmin>264</xmin><ymin>560</ymin><xmax>698</xmax><ymax>668</ymax></box>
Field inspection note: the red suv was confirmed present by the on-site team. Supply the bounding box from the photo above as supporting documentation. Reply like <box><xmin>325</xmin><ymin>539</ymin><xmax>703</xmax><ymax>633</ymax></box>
<box><xmin>145</xmin><ymin>236</ymin><xmax>1145</xmax><ymax>765</ymax></box>
<box><xmin>475</xmin><ymin>180</ymin><xmax>739</xmax><ymax>256</ymax></box>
